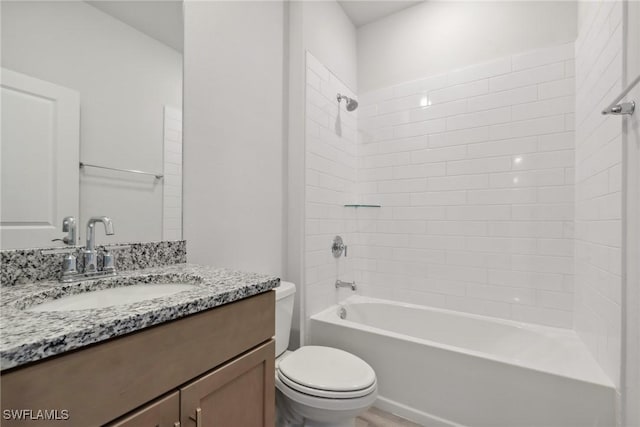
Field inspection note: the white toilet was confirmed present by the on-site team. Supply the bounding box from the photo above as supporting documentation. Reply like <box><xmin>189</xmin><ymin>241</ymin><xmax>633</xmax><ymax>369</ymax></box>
<box><xmin>274</xmin><ymin>281</ymin><xmax>378</xmax><ymax>427</ymax></box>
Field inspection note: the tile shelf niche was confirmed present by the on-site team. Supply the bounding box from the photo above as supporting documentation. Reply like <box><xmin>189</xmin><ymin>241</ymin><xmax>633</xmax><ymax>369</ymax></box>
<box><xmin>343</xmin><ymin>204</ymin><xmax>381</xmax><ymax>208</ymax></box>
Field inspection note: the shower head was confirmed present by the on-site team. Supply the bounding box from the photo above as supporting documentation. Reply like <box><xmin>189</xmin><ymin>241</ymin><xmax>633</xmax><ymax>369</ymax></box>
<box><xmin>337</xmin><ymin>93</ymin><xmax>358</xmax><ymax>112</ymax></box>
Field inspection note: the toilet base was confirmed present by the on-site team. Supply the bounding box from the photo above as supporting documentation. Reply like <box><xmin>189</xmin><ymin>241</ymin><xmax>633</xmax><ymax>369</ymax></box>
<box><xmin>275</xmin><ymin>379</ymin><xmax>376</xmax><ymax>427</ymax></box>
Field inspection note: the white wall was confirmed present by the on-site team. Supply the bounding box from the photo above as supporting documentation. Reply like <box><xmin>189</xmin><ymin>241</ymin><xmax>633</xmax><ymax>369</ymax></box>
<box><xmin>304</xmin><ymin>52</ymin><xmax>359</xmax><ymax>319</ymax></box>
<box><xmin>287</xmin><ymin>0</ymin><xmax>358</xmax><ymax>345</ymax></box>
<box><xmin>300</xmin><ymin>1</ymin><xmax>358</xmax><ymax>92</ymax></box>
<box><xmin>1</xmin><ymin>1</ymin><xmax>182</xmax><ymax>244</ymax></box>
<box><xmin>574</xmin><ymin>0</ymin><xmax>623</xmax><ymax>389</ymax></box>
<box><xmin>623</xmin><ymin>2</ymin><xmax>640</xmax><ymax>424</ymax></box>
<box><xmin>357</xmin><ymin>1</ymin><xmax>577</xmax><ymax>93</ymax></box>
<box><xmin>357</xmin><ymin>44</ymin><xmax>576</xmax><ymax>327</ymax></box>
<box><xmin>183</xmin><ymin>1</ymin><xmax>285</xmax><ymax>276</ymax></box>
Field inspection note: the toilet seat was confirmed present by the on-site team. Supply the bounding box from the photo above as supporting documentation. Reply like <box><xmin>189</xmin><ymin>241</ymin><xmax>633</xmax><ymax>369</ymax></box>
<box><xmin>277</xmin><ymin>346</ymin><xmax>376</xmax><ymax>399</ymax></box>
<box><xmin>278</xmin><ymin>370</ymin><xmax>377</xmax><ymax>399</ymax></box>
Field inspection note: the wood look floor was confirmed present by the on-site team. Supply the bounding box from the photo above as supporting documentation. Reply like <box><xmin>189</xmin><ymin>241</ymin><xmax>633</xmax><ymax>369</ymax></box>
<box><xmin>356</xmin><ymin>407</ymin><xmax>423</xmax><ymax>427</ymax></box>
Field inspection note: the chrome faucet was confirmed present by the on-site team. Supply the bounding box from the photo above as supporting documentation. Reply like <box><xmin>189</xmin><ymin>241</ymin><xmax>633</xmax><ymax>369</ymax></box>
<box><xmin>335</xmin><ymin>279</ymin><xmax>357</xmax><ymax>291</ymax></box>
<box><xmin>84</xmin><ymin>216</ymin><xmax>114</xmax><ymax>273</ymax></box>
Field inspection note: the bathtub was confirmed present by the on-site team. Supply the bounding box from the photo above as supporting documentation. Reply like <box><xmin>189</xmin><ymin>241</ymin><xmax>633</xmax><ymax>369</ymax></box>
<box><xmin>309</xmin><ymin>296</ymin><xmax>615</xmax><ymax>427</ymax></box>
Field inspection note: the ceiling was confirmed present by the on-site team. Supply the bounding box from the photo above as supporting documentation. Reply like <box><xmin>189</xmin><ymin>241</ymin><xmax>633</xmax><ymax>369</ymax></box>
<box><xmin>87</xmin><ymin>1</ymin><xmax>183</xmax><ymax>52</ymax></box>
<box><xmin>338</xmin><ymin>1</ymin><xmax>424</xmax><ymax>27</ymax></box>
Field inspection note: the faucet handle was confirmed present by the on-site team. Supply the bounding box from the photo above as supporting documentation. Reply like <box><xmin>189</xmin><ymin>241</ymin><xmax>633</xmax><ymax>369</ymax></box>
<box><xmin>102</xmin><ymin>250</ymin><xmax>115</xmax><ymax>273</ymax></box>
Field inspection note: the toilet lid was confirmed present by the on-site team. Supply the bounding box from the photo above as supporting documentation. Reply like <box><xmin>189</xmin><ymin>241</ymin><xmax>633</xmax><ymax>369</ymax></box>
<box><xmin>278</xmin><ymin>346</ymin><xmax>376</xmax><ymax>393</ymax></box>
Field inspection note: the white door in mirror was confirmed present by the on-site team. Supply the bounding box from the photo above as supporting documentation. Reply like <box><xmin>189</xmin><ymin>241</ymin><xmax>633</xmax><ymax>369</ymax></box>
<box><xmin>0</xmin><ymin>68</ymin><xmax>80</xmax><ymax>249</ymax></box>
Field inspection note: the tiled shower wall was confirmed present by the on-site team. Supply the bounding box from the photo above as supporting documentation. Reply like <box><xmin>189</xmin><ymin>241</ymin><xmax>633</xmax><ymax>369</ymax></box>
<box><xmin>304</xmin><ymin>52</ymin><xmax>359</xmax><ymax>317</ymax></box>
<box><xmin>355</xmin><ymin>43</ymin><xmax>576</xmax><ymax>328</ymax></box>
<box><xmin>574</xmin><ymin>0</ymin><xmax>623</xmax><ymax>387</ymax></box>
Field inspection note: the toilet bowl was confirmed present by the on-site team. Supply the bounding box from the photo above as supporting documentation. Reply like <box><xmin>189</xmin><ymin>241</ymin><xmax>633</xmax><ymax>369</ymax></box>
<box><xmin>275</xmin><ymin>282</ymin><xmax>377</xmax><ymax>427</ymax></box>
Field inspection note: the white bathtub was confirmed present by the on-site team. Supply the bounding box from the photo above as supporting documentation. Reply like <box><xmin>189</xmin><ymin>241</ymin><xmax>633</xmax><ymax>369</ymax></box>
<box><xmin>309</xmin><ymin>296</ymin><xmax>615</xmax><ymax>427</ymax></box>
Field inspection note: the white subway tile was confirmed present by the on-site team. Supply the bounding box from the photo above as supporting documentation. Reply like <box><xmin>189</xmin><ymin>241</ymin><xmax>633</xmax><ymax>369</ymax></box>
<box><xmin>445</xmin><ymin>205</ymin><xmax>511</xmax><ymax>220</ymax></box>
<box><xmin>306</xmin><ymin>52</ymin><xmax>330</xmax><ymax>82</ymax></box>
<box><xmin>409</xmin><ymin>99</ymin><xmax>467</xmax><ymax>122</ymax></box>
<box><xmin>490</xmin><ymin>115</ymin><xmax>566</xmax><ymax>140</ymax></box>
<box><xmin>467</xmin><ymin>85</ymin><xmax>538</xmax><ymax>112</ymax></box>
<box><xmin>467</xmin><ymin>188</ymin><xmax>537</xmax><ymax>205</ymax></box>
<box><xmin>511</xmin><ymin>96</ymin><xmax>574</xmax><ymax>121</ymax></box>
<box><xmin>538</xmin><ymin>132</ymin><xmax>575</xmax><ymax>151</ymax></box>
<box><xmin>378</xmin><ymin>179</ymin><xmax>428</xmax><ymax>193</ymax></box>
<box><xmin>447</xmin><ymin>57</ymin><xmax>512</xmax><ymax>86</ymax></box>
<box><xmin>393</xmin><ymin>73</ymin><xmax>448</xmax><ymax>97</ymax></box>
<box><xmin>428</xmin><ymin>174</ymin><xmax>489</xmax><ymax>191</ymax></box>
<box><xmin>489</xmin><ymin>62</ymin><xmax>565</xmax><ymax>92</ymax></box>
<box><xmin>392</xmin><ymin>163</ymin><xmax>447</xmax><ymax>179</ymax></box>
<box><xmin>394</xmin><ymin>118</ymin><xmax>447</xmax><ymax>138</ymax></box>
<box><xmin>467</xmin><ymin>283</ymin><xmax>536</xmax><ymax>305</ymax></box>
<box><xmin>427</xmin><ymin>221</ymin><xmax>487</xmax><ymax>236</ymax></box>
<box><xmin>512</xmin><ymin>204</ymin><xmax>573</xmax><ymax>220</ymax></box>
<box><xmin>538</xmin><ymin>78</ymin><xmax>575</xmax><ymax>100</ymax></box>
<box><xmin>411</xmin><ymin>145</ymin><xmax>467</xmax><ymax>164</ymax></box>
<box><xmin>467</xmin><ymin>136</ymin><xmax>538</xmax><ymax>159</ymax></box>
<box><xmin>428</xmin><ymin>264</ymin><xmax>487</xmax><ymax>283</ymax></box>
<box><xmin>488</xmin><ymin>221</ymin><xmax>565</xmax><ymax>238</ymax></box>
<box><xmin>429</xmin><ymin>126</ymin><xmax>491</xmax><ymax>148</ymax></box>
<box><xmin>393</xmin><ymin>206</ymin><xmax>447</xmax><ymax>220</ymax></box>
<box><xmin>511</xmin><ymin>150</ymin><xmax>575</xmax><ymax>171</ymax></box>
<box><xmin>466</xmin><ymin>237</ymin><xmax>538</xmax><ymax>254</ymax></box>
<box><xmin>446</xmin><ymin>106</ymin><xmax>512</xmax><ymax>131</ymax></box>
<box><xmin>511</xmin><ymin>43</ymin><xmax>574</xmax><ymax>71</ymax></box>
<box><xmin>410</xmin><ymin>234</ymin><xmax>466</xmax><ymax>250</ymax></box>
<box><xmin>378</xmin><ymin>94</ymin><xmax>430</xmax><ymax>115</ymax></box>
<box><xmin>537</xmin><ymin>186</ymin><xmax>575</xmax><ymax>203</ymax></box>
<box><xmin>488</xmin><ymin>269</ymin><xmax>565</xmax><ymax>291</ymax></box>
<box><xmin>536</xmin><ymin>290</ymin><xmax>574</xmax><ymax>310</ymax></box>
<box><xmin>447</xmin><ymin>156</ymin><xmax>512</xmax><ymax>175</ymax></box>
<box><xmin>378</xmin><ymin>136</ymin><xmax>428</xmax><ymax>153</ymax></box>
<box><xmin>429</xmin><ymin>79</ymin><xmax>489</xmax><ymax>104</ymax></box>
<box><xmin>537</xmin><ymin>239</ymin><xmax>575</xmax><ymax>257</ymax></box>
<box><xmin>411</xmin><ymin>191</ymin><xmax>467</xmax><ymax>206</ymax></box>
<box><xmin>511</xmin><ymin>254</ymin><xmax>574</xmax><ymax>274</ymax></box>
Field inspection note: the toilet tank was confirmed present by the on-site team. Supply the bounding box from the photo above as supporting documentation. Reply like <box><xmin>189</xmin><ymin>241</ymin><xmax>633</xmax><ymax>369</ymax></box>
<box><xmin>275</xmin><ymin>281</ymin><xmax>296</xmax><ymax>357</ymax></box>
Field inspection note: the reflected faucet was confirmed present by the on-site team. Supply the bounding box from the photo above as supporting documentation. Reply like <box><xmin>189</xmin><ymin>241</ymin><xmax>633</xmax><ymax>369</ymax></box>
<box><xmin>84</xmin><ymin>216</ymin><xmax>114</xmax><ymax>272</ymax></box>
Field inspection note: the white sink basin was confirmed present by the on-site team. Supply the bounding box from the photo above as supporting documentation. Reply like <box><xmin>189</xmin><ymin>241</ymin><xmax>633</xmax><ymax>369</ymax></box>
<box><xmin>25</xmin><ymin>283</ymin><xmax>196</xmax><ymax>312</ymax></box>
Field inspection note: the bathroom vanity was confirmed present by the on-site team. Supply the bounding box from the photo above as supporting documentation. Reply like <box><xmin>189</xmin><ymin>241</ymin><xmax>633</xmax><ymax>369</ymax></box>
<box><xmin>0</xmin><ymin>264</ymin><xmax>278</xmax><ymax>427</ymax></box>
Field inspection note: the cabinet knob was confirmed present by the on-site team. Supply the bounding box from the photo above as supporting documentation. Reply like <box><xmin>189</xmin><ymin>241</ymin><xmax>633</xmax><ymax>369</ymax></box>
<box><xmin>173</xmin><ymin>422</ymin><xmax>180</xmax><ymax>427</ymax></box>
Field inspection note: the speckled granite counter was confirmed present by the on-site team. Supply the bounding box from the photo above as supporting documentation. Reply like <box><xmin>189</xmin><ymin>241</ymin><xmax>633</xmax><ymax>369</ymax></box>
<box><xmin>0</xmin><ymin>264</ymin><xmax>279</xmax><ymax>371</ymax></box>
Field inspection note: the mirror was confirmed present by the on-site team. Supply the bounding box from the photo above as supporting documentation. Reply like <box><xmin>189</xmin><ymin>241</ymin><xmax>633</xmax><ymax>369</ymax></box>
<box><xmin>0</xmin><ymin>1</ymin><xmax>183</xmax><ymax>249</ymax></box>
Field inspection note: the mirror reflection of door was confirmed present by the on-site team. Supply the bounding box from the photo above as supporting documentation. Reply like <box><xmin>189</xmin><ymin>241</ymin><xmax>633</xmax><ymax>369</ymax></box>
<box><xmin>0</xmin><ymin>1</ymin><xmax>183</xmax><ymax>250</ymax></box>
<box><xmin>0</xmin><ymin>69</ymin><xmax>80</xmax><ymax>248</ymax></box>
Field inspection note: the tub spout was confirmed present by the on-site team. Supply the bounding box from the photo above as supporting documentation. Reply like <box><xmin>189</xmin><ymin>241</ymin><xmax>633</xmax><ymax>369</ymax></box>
<box><xmin>336</xmin><ymin>279</ymin><xmax>356</xmax><ymax>291</ymax></box>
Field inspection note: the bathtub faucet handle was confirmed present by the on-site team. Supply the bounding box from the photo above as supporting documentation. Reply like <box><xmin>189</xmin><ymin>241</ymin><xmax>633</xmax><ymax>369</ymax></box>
<box><xmin>332</xmin><ymin>236</ymin><xmax>347</xmax><ymax>258</ymax></box>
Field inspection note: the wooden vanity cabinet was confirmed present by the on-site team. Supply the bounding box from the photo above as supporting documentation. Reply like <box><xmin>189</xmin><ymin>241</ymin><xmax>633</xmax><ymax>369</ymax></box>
<box><xmin>1</xmin><ymin>291</ymin><xmax>275</xmax><ymax>427</ymax></box>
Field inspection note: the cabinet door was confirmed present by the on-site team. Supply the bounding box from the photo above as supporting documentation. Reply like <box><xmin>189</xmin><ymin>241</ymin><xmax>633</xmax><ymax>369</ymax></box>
<box><xmin>106</xmin><ymin>392</ymin><xmax>180</xmax><ymax>427</ymax></box>
<box><xmin>181</xmin><ymin>340</ymin><xmax>275</xmax><ymax>427</ymax></box>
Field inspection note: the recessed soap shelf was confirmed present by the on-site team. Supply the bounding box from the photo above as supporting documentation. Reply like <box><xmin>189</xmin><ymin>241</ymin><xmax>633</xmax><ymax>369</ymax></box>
<box><xmin>343</xmin><ymin>204</ymin><xmax>381</xmax><ymax>208</ymax></box>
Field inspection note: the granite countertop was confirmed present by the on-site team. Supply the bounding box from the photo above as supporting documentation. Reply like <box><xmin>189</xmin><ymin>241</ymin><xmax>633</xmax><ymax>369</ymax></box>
<box><xmin>0</xmin><ymin>264</ymin><xmax>279</xmax><ymax>371</ymax></box>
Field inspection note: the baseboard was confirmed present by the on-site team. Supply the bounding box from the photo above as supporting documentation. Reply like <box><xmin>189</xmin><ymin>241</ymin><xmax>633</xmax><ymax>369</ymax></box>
<box><xmin>373</xmin><ymin>396</ymin><xmax>466</xmax><ymax>427</ymax></box>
